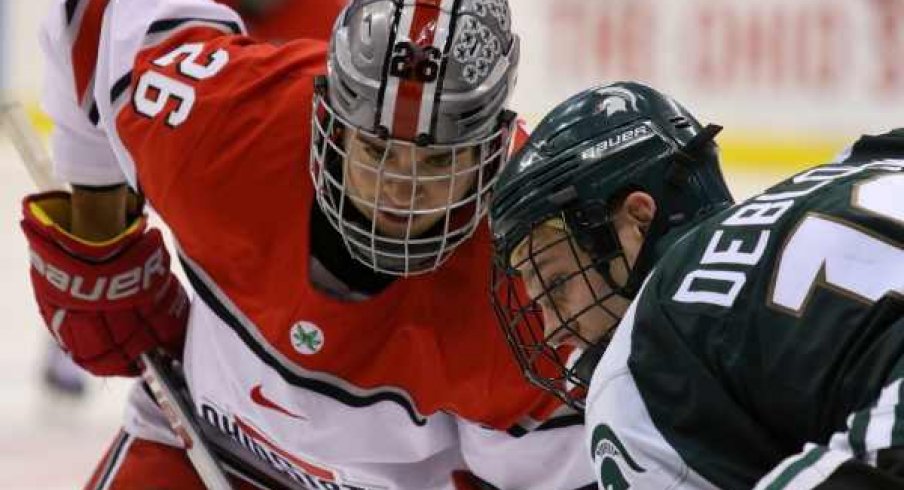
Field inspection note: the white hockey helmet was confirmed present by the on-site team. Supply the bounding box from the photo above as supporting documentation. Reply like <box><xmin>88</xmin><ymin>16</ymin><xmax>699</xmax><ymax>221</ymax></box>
<box><xmin>311</xmin><ymin>0</ymin><xmax>520</xmax><ymax>276</ymax></box>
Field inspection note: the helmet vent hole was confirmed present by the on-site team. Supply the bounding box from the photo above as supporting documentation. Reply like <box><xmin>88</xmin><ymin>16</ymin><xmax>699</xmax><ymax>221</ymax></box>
<box><xmin>340</xmin><ymin>80</ymin><xmax>358</xmax><ymax>101</ymax></box>
<box><xmin>460</xmin><ymin>105</ymin><xmax>483</xmax><ymax>121</ymax></box>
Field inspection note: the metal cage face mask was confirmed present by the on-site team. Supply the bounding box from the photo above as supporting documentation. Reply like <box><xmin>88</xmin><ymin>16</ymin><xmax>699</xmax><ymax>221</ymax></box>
<box><xmin>490</xmin><ymin>216</ymin><xmax>630</xmax><ymax>409</ymax></box>
<box><xmin>311</xmin><ymin>91</ymin><xmax>514</xmax><ymax>276</ymax></box>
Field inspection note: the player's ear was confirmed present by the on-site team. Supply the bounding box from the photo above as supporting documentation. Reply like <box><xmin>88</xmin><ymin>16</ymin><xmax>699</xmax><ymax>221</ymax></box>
<box><xmin>621</xmin><ymin>191</ymin><xmax>656</xmax><ymax>229</ymax></box>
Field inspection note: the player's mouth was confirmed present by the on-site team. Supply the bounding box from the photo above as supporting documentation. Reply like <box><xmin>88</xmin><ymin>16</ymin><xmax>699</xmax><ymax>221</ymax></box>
<box><xmin>549</xmin><ymin>320</ymin><xmax>602</xmax><ymax>349</ymax></box>
<box><xmin>376</xmin><ymin>210</ymin><xmax>412</xmax><ymax>225</ymax></box>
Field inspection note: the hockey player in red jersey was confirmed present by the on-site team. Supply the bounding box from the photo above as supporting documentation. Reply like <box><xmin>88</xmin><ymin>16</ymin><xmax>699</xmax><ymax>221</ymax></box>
<box><xmin>26</xmin><ymin>0</ymin><xmax>594</xmax><ymax>488</ymax></box>
<box><xmin>36</xmin><ymin>0</ymin><xmax>346</xmax><ymax>397</ymax></box>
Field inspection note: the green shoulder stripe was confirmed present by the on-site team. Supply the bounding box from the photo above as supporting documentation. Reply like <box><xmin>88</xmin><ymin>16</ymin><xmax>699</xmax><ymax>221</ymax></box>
<box><xmin>764</xmin><ymin>446</ymin><xmax>828</xmax><ymax>490</ymax></box>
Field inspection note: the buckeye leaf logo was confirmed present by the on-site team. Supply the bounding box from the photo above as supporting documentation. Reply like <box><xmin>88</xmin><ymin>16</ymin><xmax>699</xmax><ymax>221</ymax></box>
<box><xmin>290</xmin><ymin>321</ymin><xmax>324</xmax><ymax>355</ymax></box>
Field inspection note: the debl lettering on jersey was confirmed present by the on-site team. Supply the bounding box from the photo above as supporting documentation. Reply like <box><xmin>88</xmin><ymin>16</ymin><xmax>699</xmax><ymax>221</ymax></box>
<box><xmin>673</xmin><ymin>160</ymin><xmax>904</xmax><ymax>308</ymax></box>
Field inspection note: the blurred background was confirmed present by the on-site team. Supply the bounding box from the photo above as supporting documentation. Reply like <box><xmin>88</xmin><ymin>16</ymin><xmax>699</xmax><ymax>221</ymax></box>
<box><xmin>1</xmin><ymin>0</ymin><xmax>901</xmax><ymax>487</ymax></box>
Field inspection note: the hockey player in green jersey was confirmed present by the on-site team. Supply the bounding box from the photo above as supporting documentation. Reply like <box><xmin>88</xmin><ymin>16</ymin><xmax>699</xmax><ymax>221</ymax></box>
<box><xmin>489</xmin><ymin>81</ymin><xmax>904</xmax><ymax>489</ymax></box>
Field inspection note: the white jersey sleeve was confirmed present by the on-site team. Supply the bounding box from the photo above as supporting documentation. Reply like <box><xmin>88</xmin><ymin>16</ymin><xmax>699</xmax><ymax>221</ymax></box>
<box><xmin>40</xmin><ymin>0</ymin><xmax>125</xmax><ymax>185</ymax></box>
<box><xmin>457</xmin><ymin>415</ymin><xmax>595</xmax><ymax>489</ymax></box>
<box><xmin>39</xmin><ymin>0</ymin><xmax>246</xmax><ymax>187</ymax></box>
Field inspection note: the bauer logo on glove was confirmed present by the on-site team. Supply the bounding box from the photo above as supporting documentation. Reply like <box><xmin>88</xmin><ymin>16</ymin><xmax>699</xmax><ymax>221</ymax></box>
<box><xmin>29</xmin><ymin>247</ymin><xmax>167</xmax><ymax>303</ymax></box>
<box><xmin>21</xmin><ymin>191</ymin><xmax>189</xmax><ymax>376</ymax></box>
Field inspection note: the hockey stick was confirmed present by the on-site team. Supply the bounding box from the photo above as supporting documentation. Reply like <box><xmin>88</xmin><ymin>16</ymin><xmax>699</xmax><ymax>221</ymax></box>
<box><xmin>0</xmin><ymin>101</ymin><xmax>60</xmax><ymax>192</ymax></box>
<box><xmin>0</xmin><ymin>101</ymin><xmax>234</xmax><ymax>490</ymax></box>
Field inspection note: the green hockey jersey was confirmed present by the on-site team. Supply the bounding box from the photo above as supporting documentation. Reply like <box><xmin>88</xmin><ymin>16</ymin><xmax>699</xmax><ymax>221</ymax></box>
<box><xmin>586</xmin><ymin>136</ymin><xmax>904</xmax><ymax>489</ymax></box>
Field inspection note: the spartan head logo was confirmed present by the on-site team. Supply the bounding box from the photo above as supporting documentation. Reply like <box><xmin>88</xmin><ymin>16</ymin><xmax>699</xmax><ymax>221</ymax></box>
<box><xmin>594</xmin><ymin>87</ymin><xmax>640</xmax><ymax>117</ymax></box>
<box><xmin>591</xmin><ymin>424</ymin><xmax>646</xmax><ymax>490</ymax></box>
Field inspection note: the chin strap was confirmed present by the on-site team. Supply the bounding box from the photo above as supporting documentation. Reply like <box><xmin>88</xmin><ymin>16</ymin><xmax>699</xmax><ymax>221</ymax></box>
<box><xmin>571</xmin><ymin>326</ymin><xmax>619</xmax><ymax>409</ymax></box>
<box><xmin>573</xmin><ymin>340</ymin><xmax>607</xmax><ymax>387</ymax></box>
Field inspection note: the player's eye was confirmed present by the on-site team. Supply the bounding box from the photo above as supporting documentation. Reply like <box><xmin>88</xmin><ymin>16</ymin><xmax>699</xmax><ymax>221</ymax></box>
<box><xmin>363</xmin><ymin>144</ymin><xmax>385</xmax><ymax>160</ymax></box>
<box><xmin>547</xmin><ymin>274</ymin><xmax>569</xmax><ymax>300</ymax></box>
<box><xmin>422</xmin><ymin>152</ymin><xmax>454</xmax><ymax>169</ymax></box>
<box><xmin>535</xmin><ymin>274</ymin><xmax>568</xmax><ymax>312</ymax></box>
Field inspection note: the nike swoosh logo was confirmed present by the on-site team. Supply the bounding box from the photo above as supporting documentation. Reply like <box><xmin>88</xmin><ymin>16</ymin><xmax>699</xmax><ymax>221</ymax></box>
<box><xmin>250</xmin><ymin>385</ymin><xmax>307</xmax><ymax>420</ymax></box>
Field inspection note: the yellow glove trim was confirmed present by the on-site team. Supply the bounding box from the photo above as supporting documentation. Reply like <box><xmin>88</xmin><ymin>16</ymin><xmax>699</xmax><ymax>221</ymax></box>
<box><xmin>29</xmin><ymin>199</ymin><xmax>145</xmax><ymax>247</ymax></box>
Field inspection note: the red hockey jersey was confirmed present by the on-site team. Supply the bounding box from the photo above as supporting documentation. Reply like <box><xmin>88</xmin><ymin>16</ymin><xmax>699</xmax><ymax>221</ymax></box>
<box><xmin>41</xmin><ymin>1</ymin><xmax>594</xmax><ymax>488</ymax></box>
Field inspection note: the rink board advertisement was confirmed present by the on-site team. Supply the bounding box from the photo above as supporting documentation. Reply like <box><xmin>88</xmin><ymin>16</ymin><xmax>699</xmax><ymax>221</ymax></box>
<box><xmin>511</xmin><ymin>0</ymin><xmax>904</xmax><ymax>134</ymax></box>
<box><xmin>4</xmin><ymin>0</ymin><xmax>904</xmax><ymax>164</ymax></box>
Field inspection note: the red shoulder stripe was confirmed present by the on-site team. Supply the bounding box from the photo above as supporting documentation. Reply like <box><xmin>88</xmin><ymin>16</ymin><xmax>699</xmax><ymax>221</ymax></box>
<box><xmin>70</xmin><ymin>0</ymin><xmax>110</xmax><ymax>105</ymax></box>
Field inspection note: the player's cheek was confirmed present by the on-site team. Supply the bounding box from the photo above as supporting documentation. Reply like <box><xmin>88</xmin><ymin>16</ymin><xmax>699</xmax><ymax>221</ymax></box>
<box><xmin>348</xmin><ymin>165</ymin><xmax>374</xmax><ymax>199</ymax></box>
<box><xmin>449</xmin><ymin>174</ymin><xmax>475</xmax><ymax>203</ymax></box>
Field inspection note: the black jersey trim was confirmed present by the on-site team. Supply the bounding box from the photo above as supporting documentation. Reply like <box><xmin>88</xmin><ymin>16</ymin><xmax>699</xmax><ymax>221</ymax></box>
<box><xmin>88</xmin><ymin>100</ymin><xmax>100</xmax><ymax>126</ymax></box>
<box><xmin>65</xmin><ymin>0</ymin><xmax>81</xmax><ymax>25</ymax></box>
<box><xmin>92</xmin><ymin>431</ymin><xmax>131</xmax><ymax>490</ymax></box>
<box><xmin>506</xmin><ymin>413</ymin><xmax>584</xmax><ymax>437</ymax></box>
<box><xmin>147</xmin><ymin>17</ymin><xmax>242</xmax><ymax>36</ymax></box>
<box><xmin>505</xmin><ymin>426</ymin><xmax>527</xmax><ymax>438</ymax></box>
<box><xmin>179</xmin><ymin>255</ymin><xmax>429</xmax><ymax>427</ymax></box>
<box><xmin>536</xmin><ymin>413</ymin><xmax>585</xmax><ymax>431</ymax></box>
<box><xmin>109</xmin><ymin>72</ymin><xmax>132</xmax><ymax>105</ymax></box>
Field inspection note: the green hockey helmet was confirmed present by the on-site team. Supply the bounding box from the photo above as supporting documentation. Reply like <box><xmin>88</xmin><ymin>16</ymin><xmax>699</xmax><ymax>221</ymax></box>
<box><xmin>489</xmin><ymin>81</ymin><xmax>733</xmax><ymax>409</ymax></box>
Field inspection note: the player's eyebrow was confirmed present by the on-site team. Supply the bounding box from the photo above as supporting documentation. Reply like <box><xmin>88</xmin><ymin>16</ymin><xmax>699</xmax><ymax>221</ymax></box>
<box><xmin>358</xmin><ymin>133</ymin><xmax>388</xmax><ymax>150</ymax></box>
<box><xmin>521</xmin><ymin>255</ymin><xmax>554</xmax><ymax>294</ymax></box>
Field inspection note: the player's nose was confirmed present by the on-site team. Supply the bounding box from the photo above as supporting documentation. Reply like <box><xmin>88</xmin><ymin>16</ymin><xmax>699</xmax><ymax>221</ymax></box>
<box><xmin>382</xmin><ymin>145</ymin><xmax>416</xmax><ymax>175</ymax></box>
<box><xmin>542</xmin><ymin>305</ymin><xmax>564</xmax><ymax>339</ymax></box>
<box><xmin>379</xmin><ymin>173</ymin><xmax>417</xmax><ymax>209</ymax></box>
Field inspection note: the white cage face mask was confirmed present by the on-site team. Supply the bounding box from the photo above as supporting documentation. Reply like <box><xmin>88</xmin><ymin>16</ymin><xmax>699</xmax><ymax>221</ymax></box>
<box><xmin>311</xmin><ymin>93</ymin><xmax>513</xmax><ymax>276</ymax></box>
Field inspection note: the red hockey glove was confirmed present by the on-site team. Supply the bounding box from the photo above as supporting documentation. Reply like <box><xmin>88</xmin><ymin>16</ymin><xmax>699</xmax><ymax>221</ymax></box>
<box><xmin>21</xmin><ymin>191</ymin><xmax>189</xmax><ymax>376</ymax></box>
